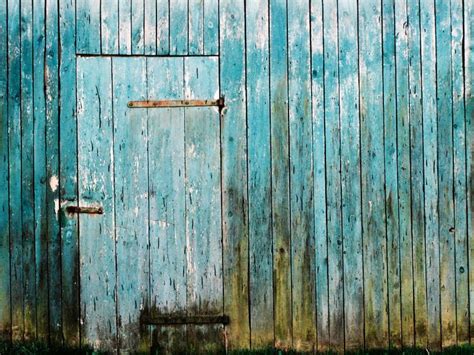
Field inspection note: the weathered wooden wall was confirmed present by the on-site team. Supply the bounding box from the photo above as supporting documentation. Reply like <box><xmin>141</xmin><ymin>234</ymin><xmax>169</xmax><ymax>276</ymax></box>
<box><xmin>0</xmin><ymin>0</ymin><xmax>472</xmax><ymax>352</ymax></box>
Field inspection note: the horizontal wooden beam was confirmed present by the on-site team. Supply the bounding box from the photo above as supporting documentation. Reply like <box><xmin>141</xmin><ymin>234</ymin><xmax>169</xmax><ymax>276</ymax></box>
<box><xmin>127</xmin><ymin>98</ymin><xmax>225</xmax><ymax>108</ymax></box>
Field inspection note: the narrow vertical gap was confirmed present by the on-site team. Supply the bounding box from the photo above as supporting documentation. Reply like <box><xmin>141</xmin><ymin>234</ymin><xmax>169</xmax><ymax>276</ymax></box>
<box><xmin>6</xmin><ymin>0</ymin><xmax>12</xmax><ymax>342</ymax></box>
<box><xmin>56</xmin><ymin>0</ymin><xmax>64</xmax><ymax>342</ymax></box>
<box><xmin>335</xmin><ymin>0</ymin><xmax>346</xmax><ymax>351</ymax></box>
<box><xmin>182</xmin><ymin>57</ymin><xmax>188</xmax><ymax>350</ymax></box>
<box><xmin>284</xmin><ymin>0</ymin><xmax>293</xmax><ymax>347</ymax></box>
<box><xmin>30</xmin><ymin>0</ymin><xmax>38</xmax><ymax>338</ymax></box>
<box><xmin>110</xmin><ymin>58</ymin><xmax>120</xmax><ymax>351</ymax></box>
<box><xmin>355</xmin><ymin>0</ymin><xmax>366</xmax><ymax>349</ymax></box>
<box><xmin>167</xmin><ymin>0</ymin><xmax>170</xmax><ymax>54</ymax></box>
<box><xmin>145</xmin><ymin>57</ymin><xmax>152</xmax><ymax>350</ymax></box>
<box><xmin>461</xmin><ymin>0</ymin><xmax>471</xmax><ymax>343</ymax></box>
<box><xmin>380</xmin><ymin>0</ymin><xmax>391</xmax><ymax>348</ymax></box>
<box><xmin>243</xmin><ymin>0</ymin><xmax>251</xmax><ymax>348</ymax></box>
<box><xmin>99</xmin><ymin>0</ymin><xmax>102</xmax><ymax>54</ymax></box>
<box><xmin>406</xmin><ymin>0</ymin><xmax>417</xmax><ymax>345</ymax></box>
<box><xmin>268</xmin><ymin>0</ymin><xmax>275</xmax><ymax>348</ymax></box>
<box><xmin>73</xmin><ymin>54</ymin><xmax>81</xmax><ymax>346</ymax></box>
<box><xmin>433</xmin><ymin>0</ymin><xmax>443</xmax><ymax>346</ymax></box>
<box><xmin>393</xmin><ymin>0</ymin><xmax>403</xmax><ymax>347</ymax></box>
<box><xmin>321</xmin><ymin>0</ymin><xmax>331</xmax><ymax>347</ymax></box>
<box><xmin>448</xmin><ymin>0</ymin><xmax>458</xmax><ymax>344</ymax></box>
<box><xmin>186</xmin><ymin>0</ymin><xmax>190</xmax><ymax>54</ymax></box>
<box><xmin>19</xmin><ymin>0</ymin><xmax>25</xmax><ymax>339</ymax></box>
<box><xmin>201</xmin><ymin>0</ymin><xmax>205</xmax><ymax>53</ymax></box>
<box><xmin>417</xmin><ymin>0</ymin><xmax>429</xmax><ymax>347</ymax></box>
<box><xmin>129</xmin><ymin>0</ymin><xmax>132</xmax><ymax>53</ymax></box>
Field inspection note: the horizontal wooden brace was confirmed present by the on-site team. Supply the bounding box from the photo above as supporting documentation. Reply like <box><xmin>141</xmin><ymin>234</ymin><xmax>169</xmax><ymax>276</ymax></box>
<box><xmin>127</xmin><ymin>97</ymin><xmax>225</xmax><ymax>109</ymax></box>
<box><xmin>65</xmin><ymin>206</ymin><xmax>104</xmax><ymax>215</ymax></box>
<box><xmin>141</xmin><ymin>314</ymin><xmax>230</xmax><ymax>326</ymax></box>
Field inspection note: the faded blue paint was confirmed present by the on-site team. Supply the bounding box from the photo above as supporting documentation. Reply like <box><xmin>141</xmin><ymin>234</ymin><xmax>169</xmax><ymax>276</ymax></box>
<box><xmin>0</xmin><ymin>1</ymin><xmax>472</xmax><ymax>352</ymax></box>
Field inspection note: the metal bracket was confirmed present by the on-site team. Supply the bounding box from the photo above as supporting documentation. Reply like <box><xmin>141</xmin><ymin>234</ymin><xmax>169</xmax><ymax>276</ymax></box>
<box><xmin>127</xmin><ymin>97</ymin><xmax>225</xmax><ymax>110</ymax></box>
<box><xmin>65</xmin><ymin>206</ymin><xmax>104</xmax><ymax>215</ymax></box>
<box><xmin>141</xmin><ymin>315</ymin><xmax>230</xmax><ymax>326</ymax></box>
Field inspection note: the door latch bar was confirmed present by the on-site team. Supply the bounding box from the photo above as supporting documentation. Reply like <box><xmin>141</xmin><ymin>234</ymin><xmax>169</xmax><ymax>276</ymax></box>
<box><xmin>128</xmin><ymin>97</ymin><xmax>225</xmax><ymax>109</ymax></box>
<box><xmin>141</xmin><ymin>314</ymin><xmax>230</xmax><ymax>326</ymax></box>
<box><xmin>66</xmin><ymin>206</ymin><xmax>104</xmax><ymax>215</ymax></box>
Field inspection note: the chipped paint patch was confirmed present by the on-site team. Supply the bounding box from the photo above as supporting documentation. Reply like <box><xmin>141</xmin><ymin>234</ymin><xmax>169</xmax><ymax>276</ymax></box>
<box><xmin>49</xmin><ymin>175</ymin><xmax>59</xmax><ymax>192</ymax></box>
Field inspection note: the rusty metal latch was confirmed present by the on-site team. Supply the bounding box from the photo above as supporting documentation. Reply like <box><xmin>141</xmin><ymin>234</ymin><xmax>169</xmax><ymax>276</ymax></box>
<box><xmin>66</xmin><ymin>206</ymin><xmax>104</xmax><ymax>215</ymax></box>
<box><xmin>140</xmin><ymin>315</ymin><xmax>230</xmax><ymax>326</ymax></box>
<box><xmin>127</xmin><ymin>97</ymin><xmax>225</xmax><ymax>109</ymax></box>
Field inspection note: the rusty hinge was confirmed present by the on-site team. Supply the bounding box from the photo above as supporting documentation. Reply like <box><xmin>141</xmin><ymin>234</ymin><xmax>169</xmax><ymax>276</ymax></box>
<box><xmin>127</xmin><ymin>97</ymin><xmax>225</xmax><ymax>109</ymax></box>
<box><xmin>141</xmin><ymin>314</ymin><xmax>230</xmax><ymax>326</ymax></box>
<box><xmin>65</xmin><ymin>206</ymin><xmax>104</xmax><ymax>215</ymax></box>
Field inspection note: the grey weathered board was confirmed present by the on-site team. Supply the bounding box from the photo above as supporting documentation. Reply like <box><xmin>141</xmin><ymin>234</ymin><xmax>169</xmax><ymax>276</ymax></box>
<box><xmin>0</xmin><ymin>0</ymin><xmax>472</xmax><ymax>352</ymax></box>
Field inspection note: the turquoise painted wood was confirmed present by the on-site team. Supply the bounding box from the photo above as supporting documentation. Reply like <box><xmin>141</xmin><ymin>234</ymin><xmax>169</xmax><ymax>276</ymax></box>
<box><xmin>45</xmin><ymin>0</ymin><xmax>62</xmax><ymax>343</ymax></box>
<box><xmin>246</xmin><ymin>0</ymin><xmax>273</xmax><ymax>349</ymax></box>
<box><xmin>147</xmin><ymin>57</ymin><xmax>187</xmax><ymax>353</ymax></box>
<box><xmin>0</xmin><ymin>0</ymin><xmax>9</xmax><ymax>340</ymax></box>
<box><xmin>77</xmin><ymin>57</ymin><xmax>117</xmax><ymax>350</ymax></box>
<box><xmin>270</xmin><ymin>0</ymin><xmax>291</xmax><ymax>349</ymax></box>
<box><xmin>287</xmin><ymin>1</ymin><xmax>315</xmax><ymax>351</ymax></box>
<box><xmin>184</xmin><ymin>56</ymin><xmax>223</xmax><ymax>352</ymax></box>
<box><xmin>395</xmin><ymin>0</ymin><xmax>415</xmax><ymax>346</ymax></box>
<box><xmin>359</xmin><ymin>0</ymin><xmax>388</xmax><ymax>348</ymax></box>
<box><xmin>0</xmin><ymin>1</ymin><xmax>472</xmax><ymax>352</ymax></box>
<box><xmin>436</xmin><ymin>0</ymin><xmax>457</xmax><ymax>347</ymax></box>
<box><xmin>451</xmin><ymin>0</ymin><xmax>469</xmax><ymax>344</ymax></box>
<box><xmin>59</xmin><ymin>0</ymin><xmax>80</xmax><ymax>345</ymax></box>
<box><xmin>338</xmin><ymin>0</ymin><xmax>363</xmax><ymax>349</ymax></box>
<box><xmin>310</xmin><ymin>1</ymin><xmax>328</xmax><ymax>350</ymax></box>
<box><xmin>20</xmin><ymin>0</ymin><xmax>36</xmax><ymax>340</ymax></box>
<box><xmin>33</xmin><ymin>0</ymin><xmax>48</xmax><ymax>342</ymax></box>
<box><xmin>420</xmin><ymin>0</ymin><xmax>441</xmax><ymax>348</ymax></box>
<box><xmin>8</xmin><ymin>0</ymin><xmax>23</xmax><ymax>341</ymax></box>
<box><xmin>382</xmin><ymin>0</ymin><xmax>401</xmax><ymax>347</ymax></box>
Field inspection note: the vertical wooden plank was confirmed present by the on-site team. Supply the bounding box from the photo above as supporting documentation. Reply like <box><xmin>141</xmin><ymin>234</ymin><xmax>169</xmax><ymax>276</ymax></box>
<box><xmin>112</xmin><ymin>57</ymin><xmax>149</xmax><ymax>352</ymax></box>
<box><xmin>188</xmin><ymin>0</ymin><xmax>204</xmax><ymax>54</ymax></box>
<box><xmin>451</xmin><ymin>0</ymin><xmax>469</xmax><ymax>345</ymax></box>
<box><xmin>101</xmin><ymin>0</ymin><xmax>119</xmax><ymax>54</ymax></box>
<box><xmin>76</xmin><ymin>0</ymin><xmax>101</xmax><ymax>54</ymax></box>
<box><xmin>220</xmin><ymin>0</ymin><xmax>250</xmax><ymax>349</ymax></box>
<box><xmin>246</xmin><ymin>0</ymin><xmax>273</xmax><ymax>348</ymax></box>
<box><xmin>0</xmin><ymin>0</ymin><xmax>11</xmax><ymax>340</ymax></box>
<box><xmin>338</xmin><ymin>0</ymin><xmax>364</xmax><ymax>350</ymax></box>
<box><xmin>382</xmin><ymin>0</ymin><xmax>402</xmax><ymax>348</ymax></box>
<box><xmin>310</xmin><ymin>0</ymin><xmax>328</xmax><ymax>350</ymax></box>
<box><xmin>465</xmin><ymin>0</ymin><xmax>474</xmax><ymax>345</ymax></box>
<box><xmin>20</xmin><ymin>0</ymin><xmax>36</xmax><ymax>340</ymax></box>
<box><xmin>420</xmin><ymin>0</ymin><xmax>441</xmax><ymax>348</ymax></box>
<box><xmin>33</xmin><ymin>0</ymin><xmax>48</xmax><ymax>342</ymax></box>
<box><xmin>359</xmin><ymin>0</ymin><xmax>388</xmax><ymax>348</ymax></box>
<box><xmin>287</xmin><ymin>0</ymin><xmax>315</xmax><ymax>351</ymax></box>
<box><xmin>270</xmin><ymin>0</ymin><xmax>291</xmax><ymax>349</ymax></box>
<box><xmin>435</xmin><ymin>0</ymin><xmax>456</xmax><ymax>347</ymax></box>
<box><xmin>394</xmin><ymin>0</ymin><xmax>415</xmax><ymax>346</ymax></box>
<box><xmin>46</xmin><ymin>0</ymin><xmax>62</xmax><ymax>343</ymax></box>
<box><xmin>131</xmin><ymin>0</ymin><xmax>145</xmax><ymax>54</ymax></box>
<box><xmin>119</xmin><ymin>0</ymin><xmax>132</xmax><ymax>54</ymax></box>
<box><xmin>156</xmin><ymin>0</ymin><xmax>169</xmax><ymax>54</ymax></box>
<box><xmin>147</xmin><ymin>57</ymin><xmax>187</xmax><ymax>354</ymax></box>
<box><xmin>203</xmin><ymin>0</ymin><xmax>218</xmax><ymax>55</ymax></box>
<box><xmin>8</xmin><ymin>0</ymin><xmax>23</xmax><ymax>341</ymax></box>
<box><xmin>76</xmin><ymin>57</ymin><xmax>117</xmax><ymax>350</ymax></box>
<box><xmin>60</xmin><ymin>0</ymin><xmax>80</xmax><ymax>346</ymax></box>
<box><xmin>323</xmin><ymin>1</ymin><xmax>344</xmax><ymax>350</ymax></box>
<box><xmin>144</xmin><ymin>0</ymin><xmax>157</xmax><ymax>54</ymax></box>
<box><xmin>170</xmin><ymin>0</ymin><xmax>188</xmax><ymax>55</ymax></box>
<box><xmin>184</xmin><ymin>57</ymin><xmax>224</xmax><ymax>353</ymax></box>
<box><xmin>406</xmin><ymin>0</ymin><xmax>428</xmax><ymax>347</ymax></box>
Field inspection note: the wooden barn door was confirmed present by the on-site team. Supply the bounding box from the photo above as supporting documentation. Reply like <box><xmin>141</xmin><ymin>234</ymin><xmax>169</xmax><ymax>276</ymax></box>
<box><xmin>75</xmin><ymin>56</ymin><xmax>224</xmax><ymax>352</ymax></box>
